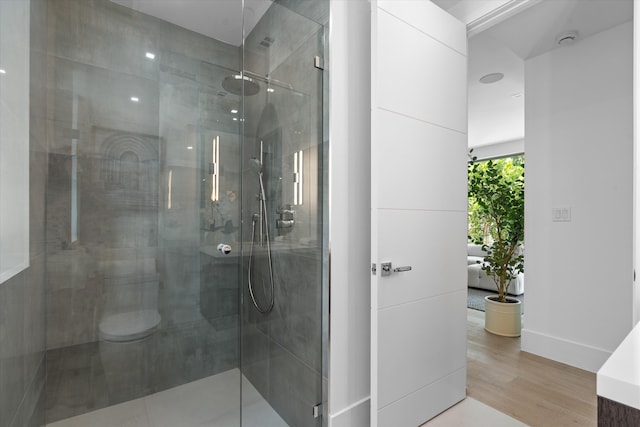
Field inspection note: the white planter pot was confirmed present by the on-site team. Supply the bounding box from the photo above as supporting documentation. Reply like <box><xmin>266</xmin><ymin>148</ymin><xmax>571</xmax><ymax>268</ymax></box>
<box><xmin>484</xmin><ymin>295</ymin><xmax>522</xmax><ymax>337</ymax></box>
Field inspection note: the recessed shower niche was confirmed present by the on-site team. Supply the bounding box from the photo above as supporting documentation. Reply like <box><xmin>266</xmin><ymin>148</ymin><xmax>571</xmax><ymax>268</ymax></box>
<box><xmin>92</xmin><ymin>127</ymin><xmax>160</xmax><ymax>243</ymax></box>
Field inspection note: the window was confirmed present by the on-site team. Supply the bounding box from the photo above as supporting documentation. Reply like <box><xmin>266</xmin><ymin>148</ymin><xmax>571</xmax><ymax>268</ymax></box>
<box><xmin>0</xmin><ymin>0</ymin><xmax>30</xmax><ymax>283</ymax></box>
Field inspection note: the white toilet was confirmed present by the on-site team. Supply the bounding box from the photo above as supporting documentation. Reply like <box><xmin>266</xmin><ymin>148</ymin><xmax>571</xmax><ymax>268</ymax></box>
<box><xmin>99</xmin><ymin>309</ymin><xmax>161</xmax><ymax>342</ymax></box>
<box><xmin>99</xmin><ymin>257</ymin><xmax>161</xmax><ymax>342</ymax></box>
<box><xmin>98</xmin><ymin>257</ymin><xmax>161</xmax><ymax>399</ymax></box>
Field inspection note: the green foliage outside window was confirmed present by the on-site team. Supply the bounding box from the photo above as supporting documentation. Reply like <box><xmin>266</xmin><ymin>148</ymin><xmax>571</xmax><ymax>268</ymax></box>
<box><xmin>468</xmin><ymin>153</ymin><xmax>525</xmax><ymax>302</ymax></box>
<box><xmin>468</xmin><ymin>155</ymin><xmax>524</xmax><ymax>244</ymax></box>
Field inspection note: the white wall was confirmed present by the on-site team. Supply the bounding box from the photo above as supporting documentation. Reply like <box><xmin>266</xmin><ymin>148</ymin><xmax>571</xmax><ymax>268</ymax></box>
<box><xmin>328</xmin><ymin>0</ymin><xmax>372</xmax><ymax>426</ymax></box>
<box><xmin>0</xmin><ymin>0</ymin><xmax>30</xmax><ymax>283</ymax></box>
<box><xmin>522</xmin><ymin>21</ymin><xmax>634</xmax><ymax>372</ymax></box>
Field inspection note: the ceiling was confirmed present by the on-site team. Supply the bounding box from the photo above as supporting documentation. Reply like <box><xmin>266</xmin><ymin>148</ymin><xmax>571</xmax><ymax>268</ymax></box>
<box><xmin>109</xmin><ymin>0</ymin><xmax>273</xmax><ymax>46</ymax></box>
<box><xmin>432</xmin><ymin>0</ymin><xmax>529</xmax><ymax>27</ymax></box>
<box><xmin>110</xmin><ymin>0</ymin><xmax>633</xmax><ymax>148</ymax></box>
<box><xmin>433</xmin><ymin>0</ymin><xmax>633</xmax><ymax>148</ymax></box>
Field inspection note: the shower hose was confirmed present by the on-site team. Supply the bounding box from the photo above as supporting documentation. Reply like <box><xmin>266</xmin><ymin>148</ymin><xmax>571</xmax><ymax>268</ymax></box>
<box><xmin>247</xmin><ymin>172</ymin><xmax>275</xmax><ymax>313</ymax></box>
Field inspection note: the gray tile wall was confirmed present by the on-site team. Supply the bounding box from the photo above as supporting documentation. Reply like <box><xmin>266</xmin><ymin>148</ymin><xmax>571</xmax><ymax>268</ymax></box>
<box><xmin>274</xmin><ymin>0</ymin><xmax>329</xmax><ymax>26</ymax></box>
<box><xmin>44</xmin><ymin>0</ymin><xmax>241</xmax><ymax>351</ymax></box>
<box><xmin>0</xmin><ymin>1</ymin><xmax>48</xmax><ymax>426</ymax></box>
<box><xmin>242</xmin><ymin>249</ymin><xmax>323</xmax><ymax>427</ymax></box>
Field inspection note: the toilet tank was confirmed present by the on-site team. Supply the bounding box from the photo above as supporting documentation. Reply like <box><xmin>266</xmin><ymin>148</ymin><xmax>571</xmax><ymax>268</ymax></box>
<box><xmin>100</xmin><ymin>258</ymin><xmax>159</xmax><ymax>316</ymax></box>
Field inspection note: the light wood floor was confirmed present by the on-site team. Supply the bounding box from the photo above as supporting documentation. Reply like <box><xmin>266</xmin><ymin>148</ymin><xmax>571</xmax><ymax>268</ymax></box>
<box><xmin>466</xmin><ymin>309</ymin><xmax>597</xmax><ymax>426</ymax></box>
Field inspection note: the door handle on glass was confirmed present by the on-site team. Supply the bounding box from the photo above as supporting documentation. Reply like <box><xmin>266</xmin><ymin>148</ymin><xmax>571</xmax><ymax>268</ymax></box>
<box><xmin>380</xmin><ymin>262</ymin><xmax>412</xmax><ymax>277</ymax></box>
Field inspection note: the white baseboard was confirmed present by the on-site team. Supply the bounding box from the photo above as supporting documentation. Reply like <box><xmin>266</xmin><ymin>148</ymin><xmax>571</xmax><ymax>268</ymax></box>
<box><xmin>329</xmin><ymin>396</ymin><xmax>371</xmax><ymax>427</ymax></box>
<box><xmin>521</xmin><ymin>328</ymin><xmax>612</xmax><ymax>373</ymax></box>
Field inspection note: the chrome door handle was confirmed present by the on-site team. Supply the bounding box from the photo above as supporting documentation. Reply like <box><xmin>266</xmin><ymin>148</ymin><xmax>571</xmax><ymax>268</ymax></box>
<box><xmin>381</xmin><ymin>262</ymin><xmax>392</xmax><ymax>276</ymax></box>
<box><xmin>380</xmin><ymin>262</ymin><xmax>412</xmax><ymax>277</ymax></box>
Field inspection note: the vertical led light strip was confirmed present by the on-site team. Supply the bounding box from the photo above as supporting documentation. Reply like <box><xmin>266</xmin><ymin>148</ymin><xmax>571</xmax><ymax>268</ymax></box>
<box><xmin>167</xmin><ymin>169</ymin><xmax>173</xmax><ymax>209</ymax></box>
<box><xmin>70</xmin><ymin>94</ymin><xmax>78</xmax><ymax>243</ymax></box>
<box><xmin>211</xmin><ymin>136</ymin><xmax>220</xmax><ymax>202</ymax></box>
<box><xmin>298</xmin><ymin>150</ymin><xmax>303</xmax><ymax>205</ymax></box>
<box><xmin>293</xmin><ymin>149</ymin><xmax>303</xmax><ymax>205</ymax></box>
<box><xmin>293</xmin><ymin>152</ymin><xmax>298</xmax><ymax>206</ymax></box>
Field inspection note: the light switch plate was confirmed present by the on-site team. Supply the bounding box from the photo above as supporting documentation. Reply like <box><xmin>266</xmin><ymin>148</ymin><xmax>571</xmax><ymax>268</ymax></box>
<box><xmin>552</xmin><ymin>207</ymin><xmax>571</xmax><ymax>222</ymax></box>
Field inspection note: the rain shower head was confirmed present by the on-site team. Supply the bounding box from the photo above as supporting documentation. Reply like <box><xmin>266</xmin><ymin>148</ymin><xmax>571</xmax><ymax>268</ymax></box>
<box><xmin>222</xmin><ymin>74</ymin><xmax>260</xmax><ymax>96</ymax></box>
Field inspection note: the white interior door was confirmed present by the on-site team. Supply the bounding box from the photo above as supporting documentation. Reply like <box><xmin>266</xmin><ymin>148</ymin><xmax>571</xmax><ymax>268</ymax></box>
<box><xmin>634</xmin><ymin>0</ymin><xmax>640</xmax><ymax>326</ymax></box>
<box><xmin>370</xmin><ymin>1</ymin><xmax>468</xmax><ymax>426</ymax></box>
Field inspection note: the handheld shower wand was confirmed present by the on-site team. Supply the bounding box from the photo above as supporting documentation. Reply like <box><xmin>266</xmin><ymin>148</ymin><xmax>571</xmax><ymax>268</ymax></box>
<box><xmin>247</xmin><ymin>142</ymin><xmax>275</xmax><ymax>313</ymax></box>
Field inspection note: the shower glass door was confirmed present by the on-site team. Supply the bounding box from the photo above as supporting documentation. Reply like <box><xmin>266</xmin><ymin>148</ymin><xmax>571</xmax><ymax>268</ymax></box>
<box><xmin>40</xmin><ymin>0</ymin><xmax>326</xmax><ymax>425</ymax></box>
<box><xmin>241</xmin><ymin>2</ymin><xmax>327</xmax><ymax>427</ymax></box>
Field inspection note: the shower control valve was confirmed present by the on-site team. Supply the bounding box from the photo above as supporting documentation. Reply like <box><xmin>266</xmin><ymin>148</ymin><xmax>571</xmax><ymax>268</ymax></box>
<box><xmin>278</xmin><ymin>210</ymin><xmax>295</xmax><ymax>221</ymax></box>
<box><xmin>276</xmin><ymin>205</ymin><xmax>296</xmax><ymax>221</ymax></box>
<box><xmin>276</xmin><ymin>205</ymin><xmax>295</xmax><ymax>229</ymax></box>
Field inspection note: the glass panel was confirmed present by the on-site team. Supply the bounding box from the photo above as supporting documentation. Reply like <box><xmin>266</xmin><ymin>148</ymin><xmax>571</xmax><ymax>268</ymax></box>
<box><xmin>43</xmin><ymin>0</ymin><xmax>243</xmax><ymax>424</ymax></box>
<box><xmin>38</xmin><ymin>0</ymin><xmax>327</xmax><ymax>425</ymax></box>
<box><xmin>241</xmin><ymin>2</ymin><xmax>325</xmax><ymax>426</ymax></box>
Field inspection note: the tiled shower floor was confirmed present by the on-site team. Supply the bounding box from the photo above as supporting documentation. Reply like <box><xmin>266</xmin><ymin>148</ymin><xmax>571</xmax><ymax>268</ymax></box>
<box><xmin>46</xmin><ymin>369</ymin><xmax>287</xmax><ymax>427</ymax></box>
<box><xmin>45</xmin><ymin>316</ymin><xmax>239</xmax><ymax>423</ymax></box>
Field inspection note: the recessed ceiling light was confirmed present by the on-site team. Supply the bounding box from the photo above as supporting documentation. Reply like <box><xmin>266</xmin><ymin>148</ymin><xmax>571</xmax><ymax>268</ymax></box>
<box><xmin>233</xmin><ymin>117</ymin><xmax>238</xmax><ymax>121</ymax></box>
<box><xmin>267</xmin><ymin>88</ymin><xmax>275</xmax><ymax>93</ymax></box>
<box><xmin>145</xmin><ymin>52</ymin><xmax>156</xmax><ymax>60</ymax></box>
<box><xmin>479</xmin><ymin>73</ymin><xmax>504</xmax><ymax>84</ymax></box>
<box><xmin>130</xmin><ymin>96</ymin><xmax>139</xmax><ymax>102</ymax></box>
<box><xmin>556</xmin><ymin>30</ymin><xmax>579</xmax><ymax>46</ymax></box>
<box><xmin>0</xmin><ymin>69</ymin><xmax>6</xmax><ymax>74</ymax></box>
<box><xmin>231</xmin><ymin>109</ymin><xmax>238</xmax><ymax>114</ymax></box>
<box><xmin>187</xmin><ymin>146</ymin><xmax>193</xmax><ymax>150</ymax></box>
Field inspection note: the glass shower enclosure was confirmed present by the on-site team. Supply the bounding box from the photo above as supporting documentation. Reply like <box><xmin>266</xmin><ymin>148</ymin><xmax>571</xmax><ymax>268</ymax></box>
<box><xmin>40</xmin><ymin>0</ymin><xmax>327</xmax><ymax>426</ymax></box>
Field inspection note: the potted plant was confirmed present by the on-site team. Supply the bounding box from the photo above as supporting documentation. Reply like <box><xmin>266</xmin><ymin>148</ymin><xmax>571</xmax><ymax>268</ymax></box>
<box><xmin>468</xmin><ymin>152</ymin><xmax>524</xmax><ymax>336</ymax></box>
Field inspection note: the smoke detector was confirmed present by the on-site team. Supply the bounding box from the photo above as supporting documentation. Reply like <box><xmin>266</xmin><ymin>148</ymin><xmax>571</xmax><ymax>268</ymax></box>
<box><xmin>556</xmin><ymin>31</ymin><xmax>579</xmax><ymax>46</ymax></box>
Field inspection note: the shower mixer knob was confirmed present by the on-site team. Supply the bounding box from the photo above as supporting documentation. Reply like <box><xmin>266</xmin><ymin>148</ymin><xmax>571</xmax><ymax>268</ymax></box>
<box><xmin>217</xmin><ymin>243</ymin><xmax>232</xmax><ymax>255</ymax></box>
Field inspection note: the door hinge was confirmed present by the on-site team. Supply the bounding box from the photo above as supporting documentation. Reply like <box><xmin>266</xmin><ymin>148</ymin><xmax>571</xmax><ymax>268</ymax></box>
<box><xmin>314</xmin><ymin>55</ymin><xmax>324</xmax><ymax>70</ymax></box>
<box><xmin>371</xmin><ymin>263</ymin><xmax>376</xmax><ymax>276</ymax></box>
<box><xmin>312</xmin><ymin>403</ymin><xmax>322</xmax><ymax>418</ymax></box>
